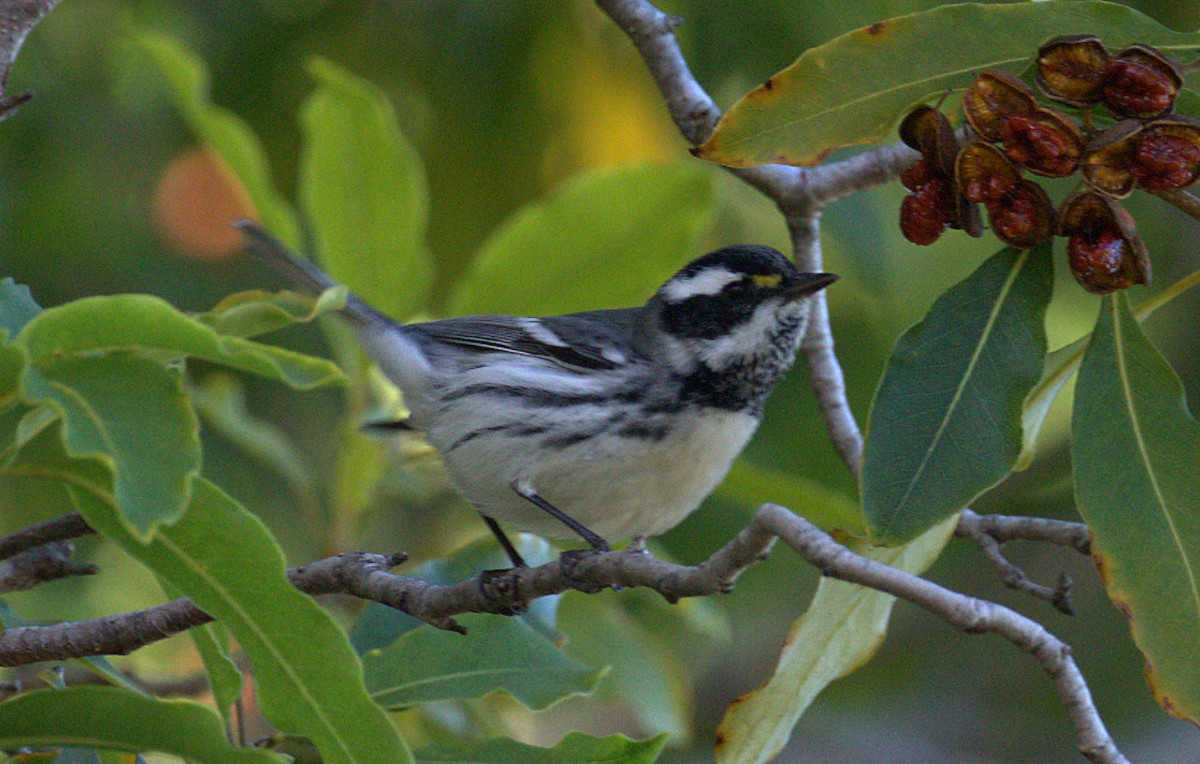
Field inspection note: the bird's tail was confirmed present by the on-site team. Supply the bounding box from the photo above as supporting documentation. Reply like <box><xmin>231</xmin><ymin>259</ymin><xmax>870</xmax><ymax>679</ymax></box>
<box><xmin>236</xmin><ymin>220</ymin><xmax>390</xmax><ymax>329</ymax></box>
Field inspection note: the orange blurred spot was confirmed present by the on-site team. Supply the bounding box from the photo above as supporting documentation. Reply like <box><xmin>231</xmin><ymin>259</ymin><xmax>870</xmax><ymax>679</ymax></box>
<box><xmin>153</xmin><ymin>146</ymin><xmax>259</xmax><ymax>261</ymax></box>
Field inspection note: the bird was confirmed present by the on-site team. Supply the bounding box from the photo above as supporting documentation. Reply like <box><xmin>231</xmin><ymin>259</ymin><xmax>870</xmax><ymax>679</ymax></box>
<box><xmin>239</xmin><ymin>221</ymin><xmax>836</xmax><ymax>560</ymax></box>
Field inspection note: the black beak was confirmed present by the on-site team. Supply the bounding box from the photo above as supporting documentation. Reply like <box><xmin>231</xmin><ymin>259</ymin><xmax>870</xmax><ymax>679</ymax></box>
<box><xmin>784</xmin><ymin>272</ymin><xmax>839</xmax><ymax>299</ymax></box>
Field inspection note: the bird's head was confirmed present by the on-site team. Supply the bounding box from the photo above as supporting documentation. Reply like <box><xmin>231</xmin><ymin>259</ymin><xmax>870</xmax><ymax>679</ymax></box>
<box><xmin>648</xmin><ymin>245</ymin><xmax>837</xmax><ymax>377</ymax></box>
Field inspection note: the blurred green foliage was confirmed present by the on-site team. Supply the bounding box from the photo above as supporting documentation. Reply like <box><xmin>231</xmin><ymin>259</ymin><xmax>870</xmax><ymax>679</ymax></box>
<box><xmin>3</xmin><ymin>1</ymin><xmax>1200</xmax><ymax>763</ymax></box>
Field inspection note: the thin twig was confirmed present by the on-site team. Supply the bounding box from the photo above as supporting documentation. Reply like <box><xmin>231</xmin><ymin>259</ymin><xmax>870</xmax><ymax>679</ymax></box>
<box><xmin>0</xmin><ymin>512</ymin><xmax>96</xmax><ymax>562</ymax></box>
<box><xmin>0</xmin><ymin>542</ymin><xmax>98</xmax><ymax>594</ymax></box>
<box><xmin>954</xmin><ymin>510</ymin><xmax>1090</xmax><ymax>615</ymax></box>
<box><xmin>958</xmin><ymin>509</ymin><xmax>1091</xmax><ymax>554</ymax></box>
<box><xmin>1151</xmin><ymin>187</ymin><xmax>1200</xmax><ymax>221</ymax></box>
<box><xmin>0</xmin><ymin>0</ymin><xmax>62</xmax><ymax>121</ymax></box>
<box><xmin>754</xmin><ymin>505</ymin><xmax>1127</xmax><ymax>764</ymax></box>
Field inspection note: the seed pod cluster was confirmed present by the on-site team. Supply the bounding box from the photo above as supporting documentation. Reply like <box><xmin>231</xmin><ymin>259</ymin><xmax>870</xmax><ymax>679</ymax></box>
<box><xmin>898</xmin><ymin>35</ymin><xmax>1196</xmax><ymax>294</ymax></box>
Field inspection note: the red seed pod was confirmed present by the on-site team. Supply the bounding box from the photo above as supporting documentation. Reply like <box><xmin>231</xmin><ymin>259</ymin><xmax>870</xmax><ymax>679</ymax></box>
<box><xmin>900</xmin><ymin>158</ymin><xmax>934</xmax><ymax>191</ymax></box>
<box><xmin>1036</xmin><ymin>35</ymin><xmax>1110</xmax><ymax>107</ymax></box>
<box><xmin>900</xmin><ymin>176</ymin><xmax>956</xmax><ymax>245</ymax></box>
<box><xmin>1103</xmin><ymin>45</ymin><xmax>1181</xmax><ymax>119</ymax></box>
<box><xmin>998</xmin><ymin>108</ymin><xmax>1085</xmax><ymax>177</ymax></box>
<box><xmin>963</xmin><ymin>69</ymin><xmax>1038</xmax><ymax>143</ymax></box>
<box><xmin>985</xmin><ymin>179</ymin><xmax>1055</xmax><ymax>249</ymax></box>
<box><xmin>1128</xmin><ymin>117</ymin><xmax>1200</xmax><ymax>191</ymax></box>
<box><xmin>1059</xmin><ymin>191</ymin><xmax>1150</xmax><ymax>294</ymax></box>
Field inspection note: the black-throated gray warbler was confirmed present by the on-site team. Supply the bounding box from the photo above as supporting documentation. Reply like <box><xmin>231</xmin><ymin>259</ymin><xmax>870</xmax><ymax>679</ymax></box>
<box><xmin>240</xmin><ymin>222</ymin><xmax>835</xmax><ymax>556</ymax></box>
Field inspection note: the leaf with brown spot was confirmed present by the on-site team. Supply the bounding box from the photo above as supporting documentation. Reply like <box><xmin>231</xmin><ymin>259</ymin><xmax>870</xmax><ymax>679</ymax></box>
<box><xmin>694</xmin><ymin>2</ymin><xmax>1200</xmax><ymax>168</ymax></box>
<box><xmin>1073</xmin><ymin>294</ymin><xmax>1200</xmax><ymax>724</ymax></box>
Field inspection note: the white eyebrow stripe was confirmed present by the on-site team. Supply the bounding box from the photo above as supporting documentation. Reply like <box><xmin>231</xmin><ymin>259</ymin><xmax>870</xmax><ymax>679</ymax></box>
<box><xmin>519</xmin><ymin>318</ymin><xmax>569</xmax><ymax>347</ymax></box>
<box><xmin>660</xmin><ymin>267</ymin><xmax>740</xmax><ymax>303</ymax></box>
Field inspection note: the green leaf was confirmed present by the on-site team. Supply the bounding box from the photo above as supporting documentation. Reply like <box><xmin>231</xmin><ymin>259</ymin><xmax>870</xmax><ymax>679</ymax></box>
<box><xmin>717</xmin><ymin>459</ymin><xmax>865</xmax><ymax>535</ymax></box>
<box><xmin>299</xmin><ymin>57</ymin><xmax>432</xmax><ymax>321</ymax></box>
<box><xmin>16</xmin><ymin>294</ymin><xmax>344</xmax><ymax>390</ymax></box>
<box><xmin>363</xmin><ymin>613</ymin><xmax>602</xmax><ymax>710</ymax></box>
<box><xmin>0</xmin><ymin>344</ymin><xmax>27</xmax><ymax>410</ymax></box>
<box><xmin>1016</xmin><ymin>335</ymin><xmax>1086</xmax><ymax>471</ymax></box>
<box><xmin>196</xmin><ymin>287</ymin><xmax>348</xmax><ymax>339</ymax></box>
<box><xmin>414</xmin><ymin>732</ymin><xmax>668</xmax><ymax>764</ymax></box>
<box><xmin>192</xmin><ymin>373</ymin><xmax>315</xmax><ymax>498</ymax></box>
<box><xmin>0</xmin><ymin>686</ymin><xmax>282</xmax><ymax>763</ymax></box>
<box><xmin>0</xmin><ymin>278</ymin><xmax>42</xmax><ymax>337</ymax></box>
<box><xmin>69</xmin><ymin>478</ymin><xmax>412</xmax><ymax>764</ymax></box>
<box><xmin>448</xmin><ymin>162</ymin><xmax>714</xmax><ymax>316</ymax></box>
<box><xmin>861</xmin><ymin>244</ymin><xmax>1052</xmax><ymax>545</ymax></box>
<box><xmin>1072</xmin><ymin>294</ymin><xmax>1200</xmax><ymax>724</ymax></box>
<box><xmin>714</xmin><ymin>515</ymin><xmax>957</xmax><ymax>764</ymax></box>
<box><xmin>558</xmin><ymin>594</ymin><xmax>692</xmax><ymax>745</ymax></box>
<box><xmin>186</xmin><ymin>617</ymin><xmax>244</xmax><ymax>720</ymax></box>
<box><xmin>1017</xmin><ymin>264</ymin><xmax>1200</xmax><ymax>470</ymax></box>
<box><xmin>0</xmin><ymin>415</ymin><xmax>107</xmax><ymax>523</ymax></box>
<box><xmin>693</xmin><ymin>2</ymin><xmax>1200</xmax><ymax>167</ymax></box>
<box><xmin>135</xmin><ymin>33</ymin><xmax>300</xmax><ymax>247</ymax></box>
<box><xmin>23</xmin><ymin>355</ymin><xmax>199</xmax><ymax>539</ymax></box>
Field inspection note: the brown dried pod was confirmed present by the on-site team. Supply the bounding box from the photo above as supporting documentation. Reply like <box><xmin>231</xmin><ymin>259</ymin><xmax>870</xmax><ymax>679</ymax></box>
<box><xmin>1103</xmin><ymin>44</ymin><xmax>1181</xmax><ymax>119</ymax></box>
<box><xmin>1036</xmin><ymin>35</ymin><xmax>1110</xmax><ymax>107</ymax></box>
<box><xmin>952</xmin><ymin>190</ymin><xmax>984</xmax><ymax>238</ymax></box>
<box><xmin>900</xmin><ymin>105</ymin><xmax>959</xmax><ymax>175</ymax></box>
<box><xmin>963</xmin><ymin>69</ymin><xmax>1038</xmax><ymax>142</ymax></box>
<box><xmin>1081</xmin><ymin>119</ymin><xmax>1143</xmax><ymax>198</ymax></box>
<box><xmin>985</xmin><ymin>179</ymin><xmax>1055</xmax><ymax>249</ymax></box>
<box><xmin>955</xmin><ymin>141</ymin><xmax>1020</xmax><ymax>204</ymax></box>
<box><xmin>999</xmin><ymin>107</ymin><xmax>1085</xmax><ymax>177</ymax></box>
<box><xmin>1128</xmin><ymin>116</ymin><xmax>1200</xmax><ymax>191</ymax></box>
<box><xmin>1059</xmin><ymin>190</ymin><xmax>1150</xmax><ymax>294</ymax></box>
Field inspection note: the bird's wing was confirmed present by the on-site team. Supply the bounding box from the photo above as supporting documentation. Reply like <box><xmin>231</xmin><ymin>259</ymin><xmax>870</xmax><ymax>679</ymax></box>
<box><xmin>407</xmin><ymin>310</ymin><xmax>642</xmax><ymax>371</ymax></box>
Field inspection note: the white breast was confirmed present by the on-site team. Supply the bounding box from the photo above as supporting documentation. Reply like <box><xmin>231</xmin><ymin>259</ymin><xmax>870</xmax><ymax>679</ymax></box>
<box><xmin>440</xmin><ymin>406</ymin><xmax>760</xmax><ymax>540</ymax></box>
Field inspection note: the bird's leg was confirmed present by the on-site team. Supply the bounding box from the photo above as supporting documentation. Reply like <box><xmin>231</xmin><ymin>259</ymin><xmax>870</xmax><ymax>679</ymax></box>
<box><xmin>481</xmin><ymin>514</ymin><xmax>527</xmax><ymax>568</ymax></box>
<box><xmin>510</xmin><ymin>478</ymin><xmax>610</xmax><ymax>552</ymax></box>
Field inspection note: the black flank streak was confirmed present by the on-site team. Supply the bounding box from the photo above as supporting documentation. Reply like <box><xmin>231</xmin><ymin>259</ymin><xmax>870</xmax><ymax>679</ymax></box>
<box><xmin>448</xmin><ymin>422</ymin><xmax>552</xmax><ymax>452</ymax></box>
<box><xmin>618</xmin><ymin>421</ymin><xmax>670</xmax><ymax>441</ymax></box>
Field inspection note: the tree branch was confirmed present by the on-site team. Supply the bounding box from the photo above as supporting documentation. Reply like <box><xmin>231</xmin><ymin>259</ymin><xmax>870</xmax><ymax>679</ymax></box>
<box><xmin>0</xmin><ymin>542</ymin><xmax>98</xmax><ymax>594</ymax></box>
<box><xmin>753</xmin><ymin>505</ymin><xmax>1127</xmax><ymax>764</ymax></box>
<box><xmin>595</xmin><ymin>0</ymin><xmax>882</xmax><ymax>476</ymax></box>
<box><xmin>0</xmin><ymin>506</ymin><xmax>1126</xmax><ymax>763</ymax></box>
<box><xmin>955</xmin><ymin>509</ymin><xmax>1091</xmax><ymax>615</ymax></box>
<box><xmin>0</xmin><ymin>512</ymin><xmax>96</xmax><ymax>562</ymax></box>
<box><xmin>0</xmin><ymin>520</ymin><xmax>777</xmax><ymax>667</ymax></box>
<box><xmin>0</xmin><ymin>0</ymin><xmax>62</xmax><ymax>121</ymax></box>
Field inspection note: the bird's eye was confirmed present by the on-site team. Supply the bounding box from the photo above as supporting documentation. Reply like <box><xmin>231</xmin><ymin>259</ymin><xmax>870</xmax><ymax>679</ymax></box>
<box><xmin>727</xmin><ymin>278</ymin><xmax>753</xmax><ymax>295</ymax></box>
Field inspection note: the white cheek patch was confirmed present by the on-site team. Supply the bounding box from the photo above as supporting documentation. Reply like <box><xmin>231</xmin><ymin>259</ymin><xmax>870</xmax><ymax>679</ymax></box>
<box><xmin>697</xmin><ymin>300</ymin><xmax>803</xmax><ymax>368</ymax></box>
<box><xmin>661</xmin><ymin>267</ymin><xmax>740</xmax><ymax>303</ymax></box>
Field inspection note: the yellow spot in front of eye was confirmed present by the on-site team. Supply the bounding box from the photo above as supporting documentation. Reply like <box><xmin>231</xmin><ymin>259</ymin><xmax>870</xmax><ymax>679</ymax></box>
<box><xmin>753</xmin><ymin>274</ymin><xmax>783</xmax><ymax>289</ymax></box>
